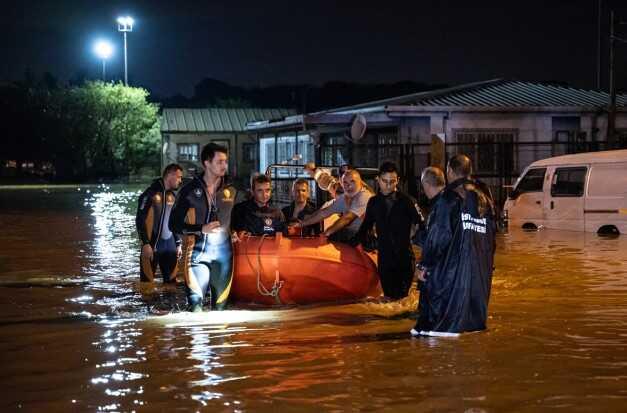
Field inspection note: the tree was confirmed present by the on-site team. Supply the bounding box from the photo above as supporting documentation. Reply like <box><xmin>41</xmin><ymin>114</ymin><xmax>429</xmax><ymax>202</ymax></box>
<box><xmin>47</xmin><ymin>81</ymin><xmax>160</xmax><ymax>179</ymax></box>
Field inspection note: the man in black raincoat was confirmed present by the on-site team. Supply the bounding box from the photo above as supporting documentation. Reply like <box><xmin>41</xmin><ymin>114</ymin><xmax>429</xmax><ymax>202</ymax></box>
<box><xmin>411</xmin><ymin>155</ymin><xmax>496</xmax><ymax>337</ymax></box>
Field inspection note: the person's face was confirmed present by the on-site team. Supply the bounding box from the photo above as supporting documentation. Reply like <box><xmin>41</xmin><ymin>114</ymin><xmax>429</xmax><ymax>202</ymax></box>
<box><xmin>204</xmin><ymin>151</ymin><xmax>228</xmax><ymax>177</ymax></box>
<box><xmin>253</xmin><ymin>182</ymin><xmax>272</xmax><ymax>206</ymax></box>
<box><xmin>422</xmin><ymin>181</ymin><xmax>439</xmax><ymax>200</ymax></box>
<box><xmin>341</xmin><ymin>172</ymin><xmax>362</xmax><ymax>197</ymax></box>
<box><xmin>378</xmin><ymin>172</ymin><xmax>398</xmax><ymax>196</ymax></box>
<box><xmin>164</xmin><ymin>169</ymin><xmax>183</xmax><ymax>190</ymax></box>
<box><xmin>293</xmin><ymin>183</ymin><xmax>310</xmax><ymax>204</ymax></box>
<box><xmin>446</xmin><ymin>166</ymin><xmax>455</xmax><ymax>183</ymax></box>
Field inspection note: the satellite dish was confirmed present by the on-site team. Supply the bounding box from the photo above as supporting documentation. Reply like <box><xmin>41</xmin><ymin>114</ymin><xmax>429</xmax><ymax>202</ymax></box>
<box><xmin>350</xmin><ymin>114</ymin><xmax>367</xmax><ymax>141</ymax></box>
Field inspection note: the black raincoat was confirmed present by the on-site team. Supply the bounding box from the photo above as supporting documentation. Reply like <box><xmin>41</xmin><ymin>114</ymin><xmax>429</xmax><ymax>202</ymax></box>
<box><xmin>416</xmin><ymin>178</ymin><xmax>496</xmax><ymax>334</ymax></box>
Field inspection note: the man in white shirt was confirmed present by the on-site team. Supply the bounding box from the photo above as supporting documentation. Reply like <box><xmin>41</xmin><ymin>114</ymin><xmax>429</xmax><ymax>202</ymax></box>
<box><xmin>293</xmin><ymin>169</ymin><xmax>373</xmax><ymax>242</ymax></box>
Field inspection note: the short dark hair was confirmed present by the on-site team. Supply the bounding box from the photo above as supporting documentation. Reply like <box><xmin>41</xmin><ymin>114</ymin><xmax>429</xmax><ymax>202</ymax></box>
<box><xmin>292</xmin><ymin>178</ymin><xmax>309</xmax><ymax>188</ymax></box>
<box><xmin>448</xmin><ymin>154</ymin><xmax>472</xmax><ymax>178</ymax></box>
<box><xmin>379</xmin><ymin>161</ymin><xmax>399</xmax><ymax>175</ymax></box>
<box><xmin>162</xmin><ymin>163</ymin><xmax>183</xmax><ymax>177</ymax></box>
<box><xmin>251</xmin><ymin>174</ymin><xmax>272</xmax><ymax>190</ymax></box>
<box><xmin>201</xmin><ymin>142</ymin><xmax>228</xmax><ymax>163</ymax></box>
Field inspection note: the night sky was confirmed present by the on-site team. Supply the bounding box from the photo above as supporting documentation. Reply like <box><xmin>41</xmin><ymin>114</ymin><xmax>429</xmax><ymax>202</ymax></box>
<box><xmin>3</xmin><ymin>0</ymin><xmax>627</xmax><ymax>97</ymax></box>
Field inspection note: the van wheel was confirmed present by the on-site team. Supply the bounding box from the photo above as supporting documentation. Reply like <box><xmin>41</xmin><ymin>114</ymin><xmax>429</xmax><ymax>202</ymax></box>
<box><xmin>597</xmin><ymin>225</ymin><xmax>620</xmax><ymax>236</ymax></box>
<box><xmin>522</xmin><ymin>223</ymin><xmax>538</xmax><ymax>231</ymax></box>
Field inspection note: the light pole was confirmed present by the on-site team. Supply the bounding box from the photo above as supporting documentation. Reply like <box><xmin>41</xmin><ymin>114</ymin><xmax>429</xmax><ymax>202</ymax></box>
<box><xmin>94</xmin><ymin>40</ymin><xmax>113</xmax><ymax>81</ymax></box>
<box><xmin>117</xmin><ymin>16</ymin><xmax>134</xmax><ymax>85</ymax></box>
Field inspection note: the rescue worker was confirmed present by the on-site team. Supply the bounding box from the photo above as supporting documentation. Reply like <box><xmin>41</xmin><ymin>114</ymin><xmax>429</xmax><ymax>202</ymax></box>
<box><xmin>411</xmin><ymin>155</ymin><xmax>496</xmax><ymax>337</ymax></box>
<box><xmin>282</xmin><ymin>178</ymin><xmax>321</xmax><ymax>237</ymax></box>
<box><xmin>294</xmin><ymin>169</ymin><xmax>373</xmax><ymax>242</ymax></box>
<box><xmin>354</xmin><ymin>162</ymin><xmax>422</xmax><ymax>300</ymax></box>
<box><xmin>231</xmin><ymin>174</ymin><xmax>286</xmax><ymax>237</ymax></box>
<box><xmin>136</xmin><ymin>163</ymin><xmax>183</xmax><ymax>283</ymax></box>
<box><xmin>169</xmin><ymin>143</ymin><xmax>237</xmax><ymax>312</ymax></box>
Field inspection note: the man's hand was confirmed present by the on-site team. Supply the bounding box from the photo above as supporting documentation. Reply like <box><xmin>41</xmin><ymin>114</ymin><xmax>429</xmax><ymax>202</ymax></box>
<box><xmin>176</xmin><ymin>245</ymin><xmax>183</xmax><ymax>260</ymax></box>
<box><xmin>201</xmin><ymin>221</ymin><xmax>221</xmax><ymax>234</ymax></box>
<box><xmin>355</xmin><ymin>244</ymin><xmax>364</xmax><ymax>253</ymax></box>
<box><xmin>141</xmin><ymin>244</ymin><xmax>154</xmax><ymax>261</ymax></box>
<box><xmin>415</xmin><ymin>266</ymin><xmax>427</xmax><ymax>282</ymax></box>
<box><xmin>231</xmin><ymin>231</ymin><xmax>248</xmax><ymax>243</ymax></box>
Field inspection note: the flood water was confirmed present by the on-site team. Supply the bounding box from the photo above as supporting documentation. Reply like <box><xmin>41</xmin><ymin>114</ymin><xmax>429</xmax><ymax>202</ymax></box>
<box><xmin>1</xmin><ymin>186</ymin><xmax>627</xmax><ymax>412</ymax></box>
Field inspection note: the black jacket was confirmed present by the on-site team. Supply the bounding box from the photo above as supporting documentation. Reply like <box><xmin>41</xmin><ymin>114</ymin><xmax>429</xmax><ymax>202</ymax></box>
<box><xmin>169</xmin><ymin>174</ymin><xmax>237</xmax><ymax>240</ymax></box>
<box><xmin>416</xmin><ymin>178</ymin><xmax>496</xmax><ymax>333</ymax></box>
<box><xmin>231</xmin><ymin>199</ymin><xmax>286</xmax><ymax>236</ymax></box>
<box><xmin>136</xmin><ymin>179</ymin><xmax>181</xmax><ymax>247</ymax></box>
<box><xmin>281</xmin><ymin>201</ymin><xmax>321</xmax><ymax>236</ymax></box>
<box><xmin>355</xmin><ymin>190</ymin><xmax>422</xmax><ymax>263</ymax></box>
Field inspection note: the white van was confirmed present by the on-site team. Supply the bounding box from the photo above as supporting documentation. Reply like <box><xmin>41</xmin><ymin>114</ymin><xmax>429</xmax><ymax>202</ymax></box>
<box><xmin>504</xmin><ymin>149</ymin><xmax>627</xmax><ymax>234</ymax></box>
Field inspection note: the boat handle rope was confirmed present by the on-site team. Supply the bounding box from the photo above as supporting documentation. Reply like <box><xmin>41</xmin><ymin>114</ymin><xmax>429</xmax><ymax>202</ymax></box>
<box><xmin>243</xmin><ymin>233</ymin><xmax>284</xmax><ymax>304</ymax></box>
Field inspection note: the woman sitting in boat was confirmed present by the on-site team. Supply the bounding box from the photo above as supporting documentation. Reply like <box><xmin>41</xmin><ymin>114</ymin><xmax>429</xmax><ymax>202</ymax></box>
<box><xmin>231</xmin><ymin>174</ymin><xmax>286</xmax><ymax>238</ymax></box>
<box><xmin>282</xmin><ymin>178</ymin><xmax>321</xmax><ymax>237</ymax></box>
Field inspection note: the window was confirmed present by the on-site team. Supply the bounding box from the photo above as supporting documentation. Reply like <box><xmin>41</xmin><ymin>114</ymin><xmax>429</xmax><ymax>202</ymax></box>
<box><xmin>242</xmin><ymin>143</ymin><xmax>257</xmax><ymax>163</ymax></box>
<box><xmin>177</xmin><ymin>143</ymin><xmax>199</xmax><ymax>161</ymax></box>
<box><xmin>516</xmin><ymin>168</ymin><xmax>546</xmax><ymax>193</ymax></box>
<box><xmin>551</xmin><ymin>167</ymin><xmax>587</xmax><ymax>197</ymax></box>
<box><xmin>453</xmin><ymin>130</ymin><xmax>517</xmax><ymax>175</ymax></box>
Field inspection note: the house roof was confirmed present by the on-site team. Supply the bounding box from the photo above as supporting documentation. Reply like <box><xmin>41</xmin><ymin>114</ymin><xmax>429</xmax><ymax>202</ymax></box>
<box><xmin>327</xmin><ymin>79</ymin><xmax>627</xmax><ymax>113</ymax></box>
<box><xmin>246</xmin><ymin>79</ymin><xmax>627</xmax><ymax>131</ymax></box>
<box><xmin>161</xmin><ymin>108</ymin><xmax>296</xmax><ymax>133</ymax></box>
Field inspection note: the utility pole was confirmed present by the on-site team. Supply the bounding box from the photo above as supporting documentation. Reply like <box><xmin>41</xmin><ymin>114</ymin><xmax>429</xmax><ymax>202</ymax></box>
<box><xmin>597</xmin><ymin>0</ymin><xmax>602</xmax><ymax>90</ymax></box>
<box><xmin>608</xmin><ymin>10</ymin><xmax>616</xmax><ymax>148</ymax></box>
<box><xmin>607</xmin><ymin>11</ymin><xmax>627</xmax><ymax>149</ymax></box>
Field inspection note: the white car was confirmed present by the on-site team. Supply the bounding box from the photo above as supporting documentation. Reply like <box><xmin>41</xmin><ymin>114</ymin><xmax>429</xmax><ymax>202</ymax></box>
<box><xmin>504</xmin><ymin>150</ymin><xmax>627</xmax><ymax>234</ymax></box>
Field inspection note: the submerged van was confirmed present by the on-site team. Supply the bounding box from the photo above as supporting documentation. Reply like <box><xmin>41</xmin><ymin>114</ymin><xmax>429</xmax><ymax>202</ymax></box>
<box><xmin>504</xmin><ymin>149</ymin><xmax>627</xmax><ymax>234</ymax></box>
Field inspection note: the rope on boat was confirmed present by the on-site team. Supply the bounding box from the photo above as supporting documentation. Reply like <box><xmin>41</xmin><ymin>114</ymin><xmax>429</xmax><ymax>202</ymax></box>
<box><xmin>245</xmin><ymin>233</ymin><xmax>284</xmax><ymax>304</ymax></box>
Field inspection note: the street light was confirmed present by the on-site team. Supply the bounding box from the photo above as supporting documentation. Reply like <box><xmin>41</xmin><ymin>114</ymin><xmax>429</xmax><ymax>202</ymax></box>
<box><xmin>117</xmin><ymin>16</ymin><xmax>134</xmax><ymax>85</ymax></box>
<box><xmin>94</xmin><ymin>40</ymin><xmax>113</xmax><ymax>81</ymax></box>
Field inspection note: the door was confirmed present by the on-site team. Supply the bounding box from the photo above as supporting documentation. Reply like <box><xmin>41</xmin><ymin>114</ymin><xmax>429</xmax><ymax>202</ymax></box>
<box><xmin>544</xmin><ymin>166</ymin><xmax>588</xmax><ymax>231</ymax></box>
<box><xmin>505</xmin><ymin>167</ymin><xmax>547</xmax><ymax>226</ymax></box>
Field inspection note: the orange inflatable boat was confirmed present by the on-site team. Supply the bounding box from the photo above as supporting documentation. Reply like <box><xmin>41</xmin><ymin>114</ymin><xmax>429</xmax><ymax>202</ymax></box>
<box><xmin>231</xmin><ymin>234</ymin><xmax>381</xmax><ymax>305</ymax></box>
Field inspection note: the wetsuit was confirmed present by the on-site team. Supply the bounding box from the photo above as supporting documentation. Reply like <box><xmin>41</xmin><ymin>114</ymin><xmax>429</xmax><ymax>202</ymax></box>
<box><xmin>355</xmin><ymin>190</ymin><xmax>422</xmax><ymax>300</ymax></box>
<box><xmin>169</xmin><ymin>174</ymin><xmax>237</xmax><ymax>310</ymax></box>
<box><xmin>231</xmin><ymin>199</ymin><xmax>286</xmax><ymax>236</ymax></box>
<box><xmin>136</xmin><ymin>179</ymin><xmax>181</xmax><ymax>283</ymax></box>
<box><xmin>281</xmin><ymin>201</ymin><xmax>321</xmax><ymax>236</ymax></box>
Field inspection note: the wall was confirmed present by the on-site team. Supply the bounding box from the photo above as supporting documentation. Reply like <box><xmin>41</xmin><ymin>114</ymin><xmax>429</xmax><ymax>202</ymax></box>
<box><xmin>162</xmin><ymin>131</ymin><xmax>258</xmax><ymax>186</ymax></box>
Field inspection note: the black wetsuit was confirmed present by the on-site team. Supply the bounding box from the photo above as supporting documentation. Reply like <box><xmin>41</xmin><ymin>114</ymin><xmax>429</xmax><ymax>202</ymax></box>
<box><xmin>136</xmin><ymin>179</ymin><xmax>181</xmax><ymax>283</ymax></box>
<box><xmin>281</xmin><ymin>201</ymin><xmax>321</xmax><ymax>236</ymax></box>
<box><xmin>355</xmin><ymin>190</ymin><xmax>422</xmax><ymax>300</ymax></box>
<box><xmin>169</xmin><ymin>174</ymin><xmax>237</xmax><ymax>310</ymax></box>
<box><xmin>231</xmin><ymin>199</ymin><xmax>286</xmax><ymax>236</ymax></box>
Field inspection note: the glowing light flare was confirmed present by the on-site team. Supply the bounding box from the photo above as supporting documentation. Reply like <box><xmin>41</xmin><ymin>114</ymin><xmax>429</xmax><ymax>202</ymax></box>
<box><xmin>94</xmin><ymin>40</ymin><xmax>114</xmax><ymax>59</ymax></box>
<box><xmin>117</xmin><ymin>16</ymin><xmax>134</xmax><ymax>31</ymax></box>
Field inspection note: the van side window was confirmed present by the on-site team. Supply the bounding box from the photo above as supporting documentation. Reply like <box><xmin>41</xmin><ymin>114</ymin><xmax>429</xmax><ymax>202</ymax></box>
<box><xmin>551</xmin><ymin>167</ymin><xmax>587</xmax><ymax>197</ymax></box>
<box><xmin>516</xmin><ymin>168</ymin><xmax>546</xmax><ymax>193</ymax></box>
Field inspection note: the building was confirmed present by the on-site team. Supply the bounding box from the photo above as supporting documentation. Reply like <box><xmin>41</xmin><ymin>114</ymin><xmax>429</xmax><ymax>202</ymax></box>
<box><xmin>160</xmin><ymin>107</ymin><xmax>296</xmax><ymax>185</ymax></box>
<box><xmin>245</xmin><ymin>79</ymin><xmax>627</xmax><ymax>204</ymax></box>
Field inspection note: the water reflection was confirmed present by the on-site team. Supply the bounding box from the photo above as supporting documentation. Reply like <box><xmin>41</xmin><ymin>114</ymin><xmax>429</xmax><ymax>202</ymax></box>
<box><xmin>2</xmin><ymin>187</ymin><xmax>627</xmax><ymax>411</ymax></box>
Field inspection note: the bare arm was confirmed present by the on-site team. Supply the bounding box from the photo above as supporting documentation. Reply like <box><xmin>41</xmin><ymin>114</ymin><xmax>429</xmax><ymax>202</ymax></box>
<box><xmin>323</xmin><ymin>211</ymin><xmax>357</xmax><ymax>237</ymax></box>
<box><xmin>300</xmin><ymin>205</ymin><xmax>336</xmax><ymax>227</ymax></box>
